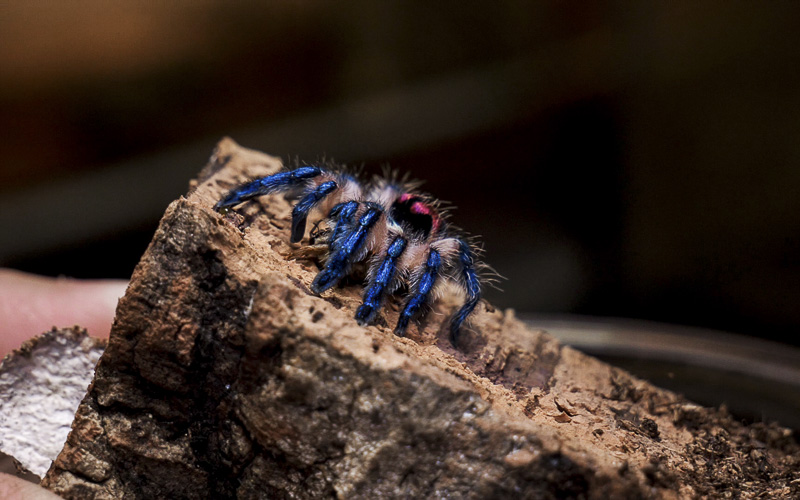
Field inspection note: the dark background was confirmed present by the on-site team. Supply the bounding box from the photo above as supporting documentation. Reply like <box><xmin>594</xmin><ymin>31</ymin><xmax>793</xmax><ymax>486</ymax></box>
<box><xmin>2</xmin><ymin>2</ymin><xmax>799</xmax><ymax>347</ymax></box>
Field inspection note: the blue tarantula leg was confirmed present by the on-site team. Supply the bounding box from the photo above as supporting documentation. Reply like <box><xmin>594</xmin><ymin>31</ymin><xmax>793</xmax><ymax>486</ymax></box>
<box><xmin>355</xmin><ymin>236</ymin><xmax>408</xmax><ymax>325</ymax></box>
<box><xmin>214</xmin><ymin>166</ymin><xmax>322</xmax><ymax>210</ymax></box>
<box><xmin>394</xmin><ymin>249</ymin><xmax>441</xmax><ymax>337</ymax></box>
<box><xmin>328</xmin><ymin>200</ymin><xmax>360</xmax><ymax>250</ymax></box>
<box><xmin>290</xmin><ymin>180</ymin><xmax>338</xmax><ymax>243</ymax></box>
<box><xmin>311</xmin><ymin>205</ymin><xmax>382</xmax><ymax>294</ymax></box>
<box><xmin>449</xmin><ymin>239</ymin><xmax>481</xmax><ymax>346</ymax></box>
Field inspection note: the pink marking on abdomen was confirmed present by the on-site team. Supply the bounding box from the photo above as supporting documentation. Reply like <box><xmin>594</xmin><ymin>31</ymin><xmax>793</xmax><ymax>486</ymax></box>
<box><xmin>411</xmin><ymin>200</ymin><xmax>441</xmax><ymax>233</ymax></box>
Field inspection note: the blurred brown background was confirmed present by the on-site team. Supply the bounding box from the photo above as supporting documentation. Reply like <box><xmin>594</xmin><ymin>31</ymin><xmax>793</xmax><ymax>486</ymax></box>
<box><xmin>1</xmin><ymin>2</ymin><xmax>799</xmax><ymax>347</ymax></box>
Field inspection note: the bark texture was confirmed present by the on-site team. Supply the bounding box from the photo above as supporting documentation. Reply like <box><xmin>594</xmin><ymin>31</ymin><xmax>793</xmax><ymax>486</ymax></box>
<box><xmin>42</xmin><ymin>139</ymin><xmax>799</xmax><ymax>499</ymax></box>
<box><xmin>0</xmin><ymin>327</ymin><xmax>105</xmax><ymax>479</ymax></box>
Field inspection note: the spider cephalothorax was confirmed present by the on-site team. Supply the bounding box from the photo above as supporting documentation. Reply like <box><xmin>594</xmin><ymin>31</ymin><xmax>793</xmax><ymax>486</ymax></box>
<box><xmin>214</xmin><ymin>164</ymin><xmax>482</xmax><ymax>346</ymax></box>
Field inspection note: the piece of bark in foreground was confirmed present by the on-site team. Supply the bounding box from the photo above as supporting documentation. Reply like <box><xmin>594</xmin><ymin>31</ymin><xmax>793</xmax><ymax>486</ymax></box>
<box><xmin>0</xmin><ymin>327</ymin><xmax>105</xmax><ymax>479</ymax></box>
<box><xmin>42</xmin><ymin>139</ymin><xmax>799</xmax><ymax>498</ymax></box>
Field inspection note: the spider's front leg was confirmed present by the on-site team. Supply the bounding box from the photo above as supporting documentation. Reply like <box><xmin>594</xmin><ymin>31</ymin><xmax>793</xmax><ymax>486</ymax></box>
<box><xmin>216</xmin><ymin>166</ymin><xmax>346</xmax><ymax>244</ymax></box>
<box><xmin>291</xmin><ymin>181</ymin><xmax>337</xmax><ymax>243</ymax></box>
<box><xmin>214</xmin><ymin>166</ymin><xmax>323</xmax><ymax>211</ymax></box>
<box><xmin>311</xmin><ymin>204</ymin><xmax>382</xmax><ymax>294</ymax></box>
<box><xmin>328</xmin><ymin>201</ymin><xmax>360</xmax><ymax>250</ymax></box>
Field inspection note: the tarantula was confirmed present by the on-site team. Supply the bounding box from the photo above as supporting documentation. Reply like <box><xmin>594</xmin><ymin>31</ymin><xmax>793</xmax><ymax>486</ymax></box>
<box><xmin>214</xmin><ymin>164</ymin><xmax>482</xmax><ymax>345</ymax></box>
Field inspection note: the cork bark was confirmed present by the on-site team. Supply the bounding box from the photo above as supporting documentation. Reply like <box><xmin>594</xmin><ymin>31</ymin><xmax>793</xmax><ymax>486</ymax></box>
<box><xmin>42</xmin><ymin>139</ymin><xmax>799</xmax><ymax>499</ymax></box>
<box><xmin>0</xmin><ymin>327</ymin><xmax>105</xmax><ymax>479</ymax></box>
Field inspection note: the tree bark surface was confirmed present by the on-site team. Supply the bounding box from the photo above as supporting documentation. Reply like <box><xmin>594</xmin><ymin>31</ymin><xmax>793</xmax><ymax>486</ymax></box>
<box><xmin>41</xmin><ymin>139</ymin><xmax>799</xmax><ymax>499</ymax></box>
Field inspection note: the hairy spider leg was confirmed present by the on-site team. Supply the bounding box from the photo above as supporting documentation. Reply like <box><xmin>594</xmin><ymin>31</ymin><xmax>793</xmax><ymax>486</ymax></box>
<box><xmin>328</xmin><ymin>201</ymin><xmax>360</xmax><ymax>251</ymax></box>
<box><xmin>290</xmin><ymin>180</ymin><xmax>338</xmax><ymax>242</ymax></box>
<box><xmin>355</xmin><ymin>236</ymin><xmax>408</xmax><ymax>325</ymax></box>
<box><xmin>394</xmin><ymin>249</ymin><xmax>441</xmax><ymax>336</ymax></box>
<box><xmin>448</xmin><ymin>239</ymin><xmax>481</xmax><ymax>345</ymax></box>
<box><xmin>214</xmin><ymin>166</ymin><xmax>322</xmax><ymax>210</ymax></box>
<box><xmin>311</xmin><ymin>205</ymin><xmax>382</xmax><ymax>294</ymax></box>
